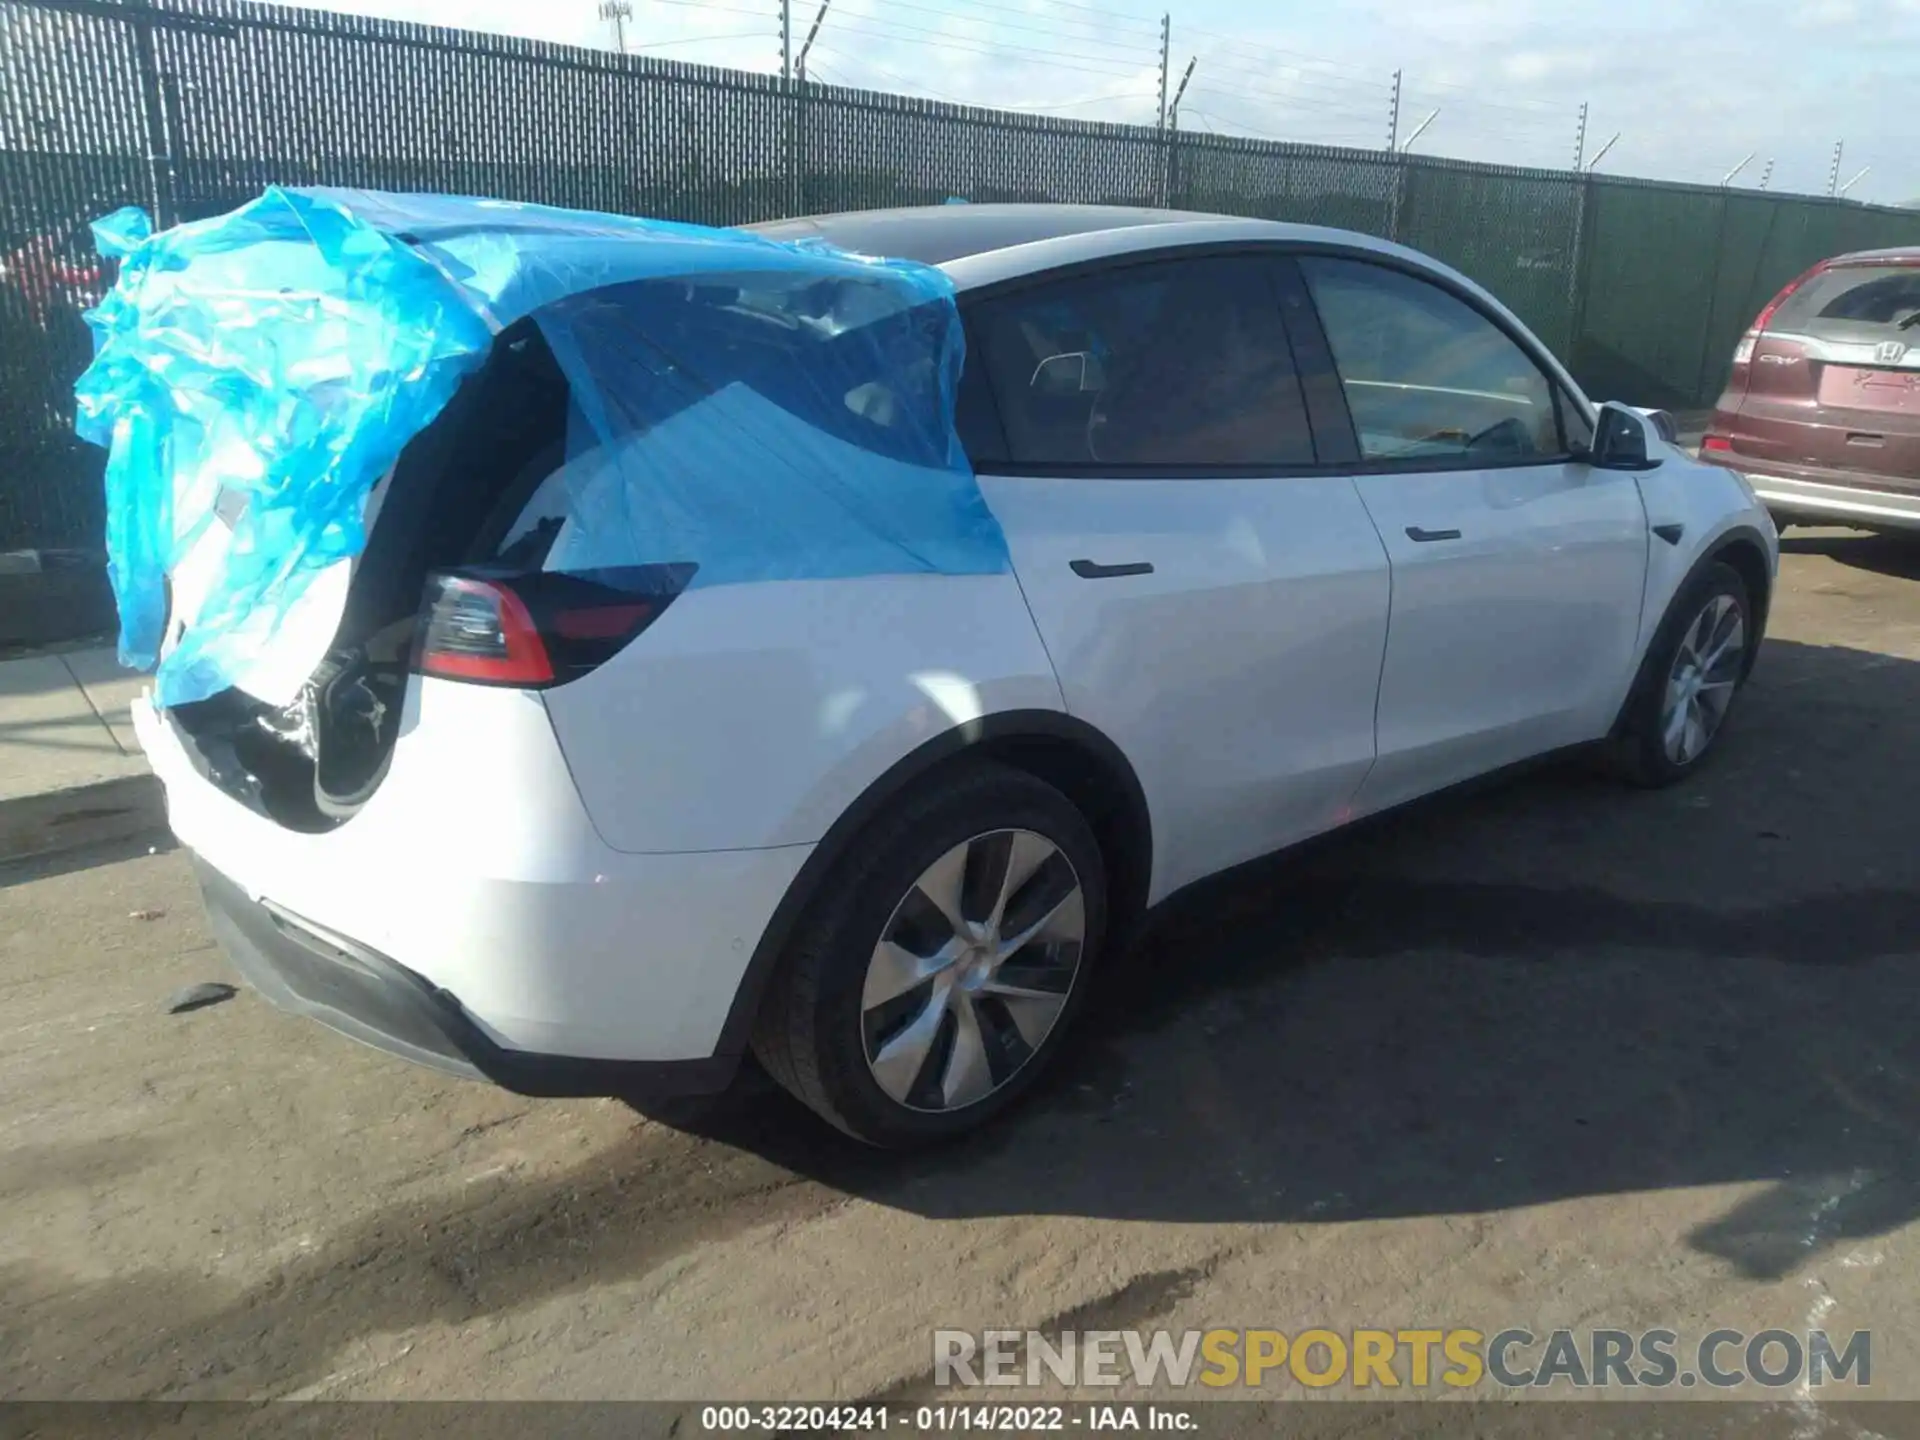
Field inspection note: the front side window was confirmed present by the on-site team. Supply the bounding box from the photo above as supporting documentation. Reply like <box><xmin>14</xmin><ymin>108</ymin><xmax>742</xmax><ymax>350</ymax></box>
<box><xmin>971</xmin><ymin>256</ymin><xmax>1315</xmax><ymax>470</ymax></box>
<box><xmin>1300</xmin><ymin>256</ymin><xmax>1562</xmax><ymax>464</ymax></box>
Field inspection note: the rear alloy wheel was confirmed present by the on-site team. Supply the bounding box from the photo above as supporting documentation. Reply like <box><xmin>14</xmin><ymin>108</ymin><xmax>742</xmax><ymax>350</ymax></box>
<box><xmin>861</xmin><ymin>829</ymin><xmax>1085</xmax><ymax>1113</ymax></box>
<box><xmin>753</xmin><ymin>762</ymin><xmax>1106</xmax><ymax>1147</ymax></box>
<box><xmin>1608</xmin><ymin>560</ymin><xmax>1753</xmax><ymax>787</ymax></box>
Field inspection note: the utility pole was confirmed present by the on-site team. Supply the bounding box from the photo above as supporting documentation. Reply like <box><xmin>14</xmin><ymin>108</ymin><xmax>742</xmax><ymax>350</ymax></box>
<box><xmin>1827</xmin><ymin>140</ymin><xmax>1844</xmax><ymax>196</ymax></box>
<box><xmin>1157</xmin><ymin>14</ymin><xmax>1171</xmax><ymax>131</ymax></box>
<box><xmin>781</xmin><ymin>0</ymin><xmax>793</xmax><ymax>82</ymax></box>
<box><xmin>1400</xmin><ymin>108</ymin><xmax>1438</xmax><ymax>152</ymax></box>
<box><xmin>1721</xmin><ymin>152</ymin><xmax>1754</xmax><ymax>187</ymax></box>
<box><xmin>795</xmin><ymin>0</ymin><xmax>831</xmax><ymax>81</ymax></box>
<box><xmin>598</xmin><ymin>0</ymin><xmax>632</xmax><ymax>55</ymax></box>
<box><xmin>1572</xmin><ymin>101</ymin><xmax>1588</xmax><ymax>171</ymax></box>
<box><xmin>1585</xmin><ymin>132</ymin><xmax>1620</xmax><ymax>171</ymax></box>
<box><xmin>1837</xmin><ymin>166</ymin><xmax>1871</xmax><ymax>198</ymax></box>
<box><xmin>1164</xmin><ymin>56</ymin><xmax>1195</xmax><ymax>205</ymax></box>
<box><xmin>1759</xmin><ymin>158</ymin><xmax>1774</xmax><ymax>191</ymax></box>
<box><xmin>1384</xmin><ymin>70</ymin><xmax>1405</xmax><ymax>242</ymax></box>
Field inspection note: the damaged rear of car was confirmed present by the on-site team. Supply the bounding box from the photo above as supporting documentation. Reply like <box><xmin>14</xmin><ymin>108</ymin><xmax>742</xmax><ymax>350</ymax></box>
<box><xmin>78</xmin><ymin>188</ymin><xmax>1013</xmax><ymax>1099</ymax></box>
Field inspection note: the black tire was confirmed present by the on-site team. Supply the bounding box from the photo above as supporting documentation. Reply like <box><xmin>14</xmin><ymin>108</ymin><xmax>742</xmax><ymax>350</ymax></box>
<box><xmin>1606</xmin><ymin>559</ymin><xmax>1753</xmax><ymax>788</ymax></box>
<box><xmin>751</xmin><ymin>760</ymin><xmax>1107</xmax><ymax>1148</ymax></box>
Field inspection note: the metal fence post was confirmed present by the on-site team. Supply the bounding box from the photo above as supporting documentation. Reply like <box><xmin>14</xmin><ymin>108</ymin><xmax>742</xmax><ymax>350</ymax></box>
<box><xmin>128</xmin><ymin>0</ymin><xmax>177</xmax><ymax>227</ymax></box>
<box><xmin>1565</xmin><ymin>171</ymin><xmax>1597</xmax><ymax>375</ymax></box>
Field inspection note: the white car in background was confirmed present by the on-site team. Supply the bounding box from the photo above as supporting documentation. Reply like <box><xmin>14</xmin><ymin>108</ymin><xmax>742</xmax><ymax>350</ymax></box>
<box><xmin>138</xmin><ymin>205</ymin><xmax>1778</xmax><ymax>1147</ymax></box>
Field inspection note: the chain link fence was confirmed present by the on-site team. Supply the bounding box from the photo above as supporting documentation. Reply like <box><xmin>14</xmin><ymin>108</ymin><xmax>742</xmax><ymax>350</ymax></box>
<box><xmin>4</xmin><ymin>0</ymin><xmax>1918</xmax><ymax>549</ymax></box>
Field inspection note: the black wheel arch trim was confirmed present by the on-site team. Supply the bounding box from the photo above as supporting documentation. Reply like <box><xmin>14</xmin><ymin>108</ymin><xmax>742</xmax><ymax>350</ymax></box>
<box><xmin>711</xmin><ymin>709</ymin><xmax>1154</xmax><ymax>1060</ymax></box>
<box><xmin>1611</xmin><ymin>524</ymin><xmax>1773</xmax><ymax>738</ymax></box>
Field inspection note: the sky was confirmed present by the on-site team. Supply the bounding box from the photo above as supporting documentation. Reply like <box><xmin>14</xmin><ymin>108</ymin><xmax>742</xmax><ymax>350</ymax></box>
<box><xmin>312</xmin><ymin>0</ymin><xmax>1919</xmax><ymax>204</ymax></box>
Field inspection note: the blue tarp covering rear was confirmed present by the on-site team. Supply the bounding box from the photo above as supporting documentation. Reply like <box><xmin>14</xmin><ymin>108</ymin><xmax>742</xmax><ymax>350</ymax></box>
<box><xmin>74</xmin><ymin>187</ymin><xmax>1006</xmax><ymax>707</ymax></box>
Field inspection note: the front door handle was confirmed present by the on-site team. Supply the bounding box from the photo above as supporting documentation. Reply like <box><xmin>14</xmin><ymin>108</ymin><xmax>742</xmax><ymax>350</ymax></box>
<box><xmin>1405</xmin><ymin>526</ymin><xmax>1462</xmax><ymax>543</ymax></box>
<box><xmin>1070</xmin><ymin>558</ymin><xmax>1155</xmax><ymax>579</ymax></box>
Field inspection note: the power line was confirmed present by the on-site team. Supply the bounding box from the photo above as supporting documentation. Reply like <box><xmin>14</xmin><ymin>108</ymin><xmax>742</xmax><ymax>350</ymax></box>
<box><xmin>1398</xmin><ymin>75</ymin><xmax>1560</xmax><ymax>111</ymax></box>
<box><xmin>826</xmin><ymin>14</ymin><xmax>1151</xmax><ymax>78</ymax></box>
<box><xmin>1186</xmin><ymin>80</ymin><xmax>1391</xmax><ymax>124</ymax></box>
<box><xmin>806</xmin><ymin>42</ymin><xmax>975</xmax><ymax>103</ymax></box>
<box><xmin>631</xmin><ymin>29</ymin><xmax>770</xmax><ymax>50</ymax></box>
<box><xmin>1001</xmin><ymin>87</ymin><xmax>1160</xmax><ymax>113</ymax></box>
<box><xmin>861</xmin><ymin>0</ymin><xmax>1164</xmax><ymax>56</ymax></box>
<box><xmin>1178</xmin><ymin>25</ymin><xmax>1393</xmax><ymax>87</ymax></box>
<box><xmin>1190</xmin><ymin>52</ymin><xmax>1397</xmax><ymax>104</ymax></box>
<box><xmin>639</xmin><ymin>0</ymin><xmax>779</xmax><ymax>23</ymax></box>
<box><xmin>934</xmin><ymin>0</ymin><xmax>1163</xmax><ymax>24</ymax></box>
<box><xmin>1185</xmin><ymin>93</ymin><xmax>1378</xmax><ymax>146</ymax></box>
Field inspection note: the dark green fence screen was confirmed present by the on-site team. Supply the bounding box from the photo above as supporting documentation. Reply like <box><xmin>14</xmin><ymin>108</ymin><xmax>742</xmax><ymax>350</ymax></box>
<box><xmin>4</xmin><ymin>0</ymin><xmax>1918</xmax><ymax>548</ymax></box>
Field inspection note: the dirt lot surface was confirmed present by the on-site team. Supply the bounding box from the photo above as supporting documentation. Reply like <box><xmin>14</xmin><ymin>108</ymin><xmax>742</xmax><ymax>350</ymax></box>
<box><xmin>6</xmin><ymin>530</ymin><xmax>1920</xmax><ymax>1433</ymax></box>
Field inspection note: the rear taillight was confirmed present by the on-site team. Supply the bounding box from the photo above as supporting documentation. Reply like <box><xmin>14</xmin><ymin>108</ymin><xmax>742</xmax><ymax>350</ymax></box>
<box><xmin>416</xmin><ymin>564</ymin><xmax>694</xmax><ymax>688</ymax></box>
<box><xmin>1702</xmin><ymin>435</ymin><xmax>1734</xmax><ymax>454</ymax></box>
<box><xmin>1726</xmin><ymin>260</ymin><xmax>1831</xmax><ymax>400</ymax></box>
<box><xmin>1751</xmin><ymin>260</ymin><xmax>1829</xmax><ymax>335</ymax></box>
<box><xmin>419</xmin><ymin>577</ymin><xmax>553</xmax><ymax>685</ymax></box>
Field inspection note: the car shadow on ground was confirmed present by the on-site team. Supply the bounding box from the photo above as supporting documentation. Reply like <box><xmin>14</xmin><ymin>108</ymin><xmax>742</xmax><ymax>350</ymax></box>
<box><xmin>1780</xmin><ymin>528</ymin><xmax>1920</xmax><ymax>582</ymax></box>
<box><xmin>646</xmin><ymin>632</ymin><xmax>1920</xmax><ymax>1281</ymax></box>
<box><xmin>10</xmin><ymin>637</ymin><xmax>1920</xmax><ymax>1401</ymax></box>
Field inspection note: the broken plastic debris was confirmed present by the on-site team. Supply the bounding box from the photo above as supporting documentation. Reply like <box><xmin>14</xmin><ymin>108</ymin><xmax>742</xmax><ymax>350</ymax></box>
<box><xmin>166</xmin><ymin>982</ymin><xmax>237</xmax><ymax>1014</ymax></box>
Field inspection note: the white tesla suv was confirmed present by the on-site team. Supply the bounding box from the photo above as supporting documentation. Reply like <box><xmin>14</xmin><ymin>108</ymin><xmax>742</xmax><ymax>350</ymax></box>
<box><xmin>137</xmin><ymin>205</ymin><xmax>1778</xmax><ymax>1147</ymax></box>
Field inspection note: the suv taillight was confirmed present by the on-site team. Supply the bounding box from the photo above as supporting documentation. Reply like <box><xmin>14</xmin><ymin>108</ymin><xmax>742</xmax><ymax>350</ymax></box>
<box><xmin>1731</xmin><ymin>259</ymin><xmax>1831</xmax><ymax>383</ymax></box>
<box><xmin>416</xmin><ymin>564</ymin><xmax>695</xmax><ymax>688</ymax></box>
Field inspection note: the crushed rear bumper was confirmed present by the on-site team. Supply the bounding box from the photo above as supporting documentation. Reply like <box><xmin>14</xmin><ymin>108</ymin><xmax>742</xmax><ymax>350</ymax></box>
<box><xmin>191</xmin><ymin>852</ymin><xmax>739</xmax><ymax>1099</ymax></box>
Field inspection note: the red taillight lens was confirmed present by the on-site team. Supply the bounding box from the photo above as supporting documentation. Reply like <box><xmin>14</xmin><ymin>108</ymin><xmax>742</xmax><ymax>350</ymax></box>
<box><xmin>415</xmin><ymin>565</ymin><xmax>694</xmax><ymax>689</ymax></box>
<box><xmin>419</xmin><ymin>576</ymin><xmax>554</xmax><ymax>685</ymax></box>
<box><xmin>1750</xmin><ymin>260</ymin><xmax>1830</xmax><ymax>337</ymax></box>
<box><xmin>1702</xmin><ymin>435</ymin><xmax>1734</xmax><ymax>454</ymax></box>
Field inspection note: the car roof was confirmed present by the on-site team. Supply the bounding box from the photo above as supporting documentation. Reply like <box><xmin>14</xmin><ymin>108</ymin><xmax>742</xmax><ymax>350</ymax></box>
<box><xmin>747</xmin><ymin>203</ymin><xmax>1434</xmax><ymax>296</ymax></box>
<box><xmin>1829</xmin><ymin>245</ymin><xmax>1920</xmax><ymax>265</ymax></box>
<box><xmin>750</xmin><ymin>203</ymin><xmax>1591</xmax><ymax>415</ymax></box>
<box><xmin>748</xmin><ymin>204</ymin><xmax>1245</xmax><ymax>266</ymax></box>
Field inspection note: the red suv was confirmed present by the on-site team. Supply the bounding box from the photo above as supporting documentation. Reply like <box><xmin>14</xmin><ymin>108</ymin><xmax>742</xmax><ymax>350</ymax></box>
<box><xmin>1700</xmin><ymin>247</ymin><xmax>1920</xmax><ymax>531</ymax></box>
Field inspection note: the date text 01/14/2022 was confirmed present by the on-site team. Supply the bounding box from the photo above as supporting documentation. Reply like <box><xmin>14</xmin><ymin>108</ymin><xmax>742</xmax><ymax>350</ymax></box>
<box><xmin>698</xmin><ymin>1404</ymin><xmax>1200</xmax><ymax>1431</ymax></box>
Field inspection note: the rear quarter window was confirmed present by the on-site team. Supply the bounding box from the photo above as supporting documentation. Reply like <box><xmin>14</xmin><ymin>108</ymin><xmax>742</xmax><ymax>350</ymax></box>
<box><xmin>969</xmin><ymin>255</ymin><xmax>1316</xmax><ymax>471</ymax></box>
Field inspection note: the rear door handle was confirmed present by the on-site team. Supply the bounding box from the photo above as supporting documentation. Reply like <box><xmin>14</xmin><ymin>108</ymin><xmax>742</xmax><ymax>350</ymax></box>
<box><xmin>1405</xmin><ymin>526</ymin><xmax>1462</xmax><ymax>543</ymax></box>
<box><xmin>1070</xmin><ymin>559</ymin><xmax>1155</xmax><ymax>579</ymax></box>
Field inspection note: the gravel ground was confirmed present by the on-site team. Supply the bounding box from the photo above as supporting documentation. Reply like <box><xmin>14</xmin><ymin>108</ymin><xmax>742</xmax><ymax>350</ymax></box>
<box><xmin>5</xmin><ymin>528</ymin><xmax>1920</xmax><ymax>1431</ymax></box>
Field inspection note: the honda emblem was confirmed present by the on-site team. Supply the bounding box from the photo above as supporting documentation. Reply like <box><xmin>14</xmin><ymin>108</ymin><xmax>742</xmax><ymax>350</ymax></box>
<box><xmin>1876</xmin><ymin>339</ymin><xmax>1908</xmax><ymax>364</ymax></box>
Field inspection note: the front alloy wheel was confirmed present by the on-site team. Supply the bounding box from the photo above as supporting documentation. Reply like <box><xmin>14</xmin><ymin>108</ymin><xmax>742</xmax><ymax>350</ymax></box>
<box><xmin>1609</xmin><ymin>558</ymin><xmax>1754</xmax><ymax>787</ymax></box>
<box><xmin>1660</xmin><ymin>591</ymin><xmax>1746</xmax><ymax>766</ymax></box>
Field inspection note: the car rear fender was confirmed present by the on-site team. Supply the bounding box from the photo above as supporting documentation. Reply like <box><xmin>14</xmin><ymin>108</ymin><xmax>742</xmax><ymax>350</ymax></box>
<box><xmin>708</xmin><ymin>706</ymin><xmax>1154</xmax><ymax>1061</ymax></box>
<box><xmin>538</xmin><ymin>570</ymin><xmax>1068</xmax><ymax>855</ymax></box>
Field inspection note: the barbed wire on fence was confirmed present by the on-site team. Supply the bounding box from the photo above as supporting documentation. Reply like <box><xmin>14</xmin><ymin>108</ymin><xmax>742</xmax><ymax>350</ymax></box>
<box><xmin>0</xmin><ymin>0</ymin><xmax>1915</xmax><ymax>552</ymax></box>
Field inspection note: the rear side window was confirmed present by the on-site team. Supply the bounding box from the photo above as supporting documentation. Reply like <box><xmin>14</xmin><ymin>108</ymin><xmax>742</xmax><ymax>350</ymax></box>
<box><xmin>1300</xmin><ymin>256</ymin><xmax>1562</xmax><ymax>463</ymax></box>
<box><xmin>971</xmin><ymin>256</ymin><xmax>1315</xmax><ymax>470</ymax></box>
<box><xmin>1770</xmin><ymin>264</ymin><xmax>1920</xmax><ymax>344</ymax></box>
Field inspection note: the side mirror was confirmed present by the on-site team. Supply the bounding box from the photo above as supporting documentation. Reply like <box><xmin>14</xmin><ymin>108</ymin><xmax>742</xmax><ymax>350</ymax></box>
<box><xmin>1583</xmin><ymin>402</ymin><xmax>1659</xmax><ymax>471</ymax></box>
<box><xmin>1634</xmin><ymin>407</ymin><xmax>1679</xmax><ymax>444</ymax></box>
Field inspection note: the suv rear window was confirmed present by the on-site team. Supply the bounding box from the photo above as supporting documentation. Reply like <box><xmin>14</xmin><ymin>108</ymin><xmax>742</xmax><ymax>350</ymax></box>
<box><xmin>1771</xmin><ymin>264</ymin><xmax>1920</xmax><ymax>343</ymax></box>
